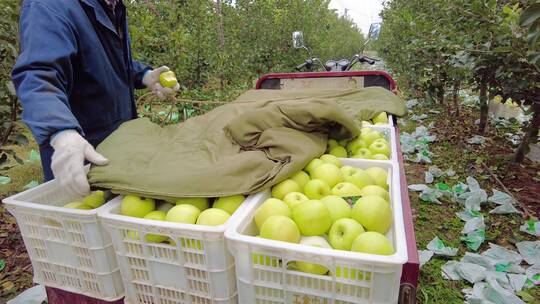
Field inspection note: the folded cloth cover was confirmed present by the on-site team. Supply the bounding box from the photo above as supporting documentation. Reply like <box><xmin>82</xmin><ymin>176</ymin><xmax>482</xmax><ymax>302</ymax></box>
<box><xmin>88</xmin><ymin>87</ymin><xmax>405</xmax><ymax>200</ymax></box>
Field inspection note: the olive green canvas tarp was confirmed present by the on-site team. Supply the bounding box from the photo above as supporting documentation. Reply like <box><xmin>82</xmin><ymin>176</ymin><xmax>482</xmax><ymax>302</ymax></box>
<box><xmin>88</xmin><ymin>87</ymin><xmax>405</xmax><ymax>200</ymax></box>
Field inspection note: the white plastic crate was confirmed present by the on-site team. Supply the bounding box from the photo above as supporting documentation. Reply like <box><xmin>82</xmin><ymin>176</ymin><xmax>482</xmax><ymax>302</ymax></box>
<box><xmin>2</xmin><ymin>180</ymin><xmax>124</xmax><ymax>300</ymax></box>
<box><xmin>98</xmin><ymin>196</ymin><xmax>250</xmax><ymax>304</ymax></box>
<box><xmin>225</xmin><ymin>159</ymin><xmax>407</xmax><ymax>304</ymax></box>
<box><xmin>341</xmin><ymin>125</ymin><xmax>398</xmax><ymax>163</ymax></box>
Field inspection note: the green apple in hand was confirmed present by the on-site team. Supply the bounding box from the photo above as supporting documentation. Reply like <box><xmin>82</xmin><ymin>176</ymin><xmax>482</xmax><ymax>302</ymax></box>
<box><xmin>82</xmin><ymin>190</ymin><xmax>105</xmax><ymax>208</ymax></box>
<box><xmin>260</xmin><ymin>215</ymin><xmax>300</xmax><ymax>243</ymax></box>
<box><xmin>291</xmin><ymin>171</ymin><xmax>310</xmax><ymax>189</ymax></box>
<box><xmin>175</xmin><ymin>197</ymin><xmax>209</xmax><ymax>211</ymax></box>
<box><xmin>365</xmin><ymin>167</ymin><xmax>389</xmax><ymax>190</ymax></box>
<box><xmin>304</xmin><ymin>179</ymin><xmax>331</xmax><ymax>199</ymax></box>
<box><xmin>64</xmin><ymin>201</ymin><xmax>92</xmax><ymax>210</ymax></box>
<box><xmin>271</xmin><ymin>179</ymin><xmax>301</xmax><ymax>200</ymax></box>
<box><xmin>121</xmin><ymin>195</ymin><xmax>156</xmax><ymax>218</ymax></box>
<box><xmin>329</xmin><ymin>146</ymin><xmax>347</xmax><ymax>158</ymax></box>
<box><xmin>254</xmin><ymin>198</ymin><xmax>291</xmax><ymax>229</ymax></box>
<box><xmin>320</xmin><ymin>154</ymin><xmax>343</xmax><ymax>168</ymax></box>
<box><xmin>292</xmin><ymin>200</ymin><xmax>332</xmax><ymax>236</ymax></box>
<box><xmin>352</xmin><ymin>148</ymin><xmax>372</xmax><ymax>159</ymax></box>
<box><xmin>196</xmin><ymin>208</ymin><xmax>230</xmax><ymax>226</ymax></box>
<box><xmin>351</xmin><ymin>195</ymin><xmax>392</xmax><ymax>234</ymax></box>
<box><xmin>345</xmin><ymin>169</ymin><xmax>374</xmax><ymax>189</ymax></box>
<box><xmin>359</xmin><ymin>185</ymin><xmax>390</xmax><ymax>201</ymax></box>
<box><xmin>143</xmin><ymin>211</ymin><xmax>168</xmax><ymax>243</ymax></box>
<box><xmin>369</xmin><ymin>140</ymin><xmax>390</xmax><ymax>157</ymax></box>
<box><xmin>321</xmin><ymin>195</ymin><xmax>351</xmax><ymax>223</ymax></box>
<box><xmin>213</xmin><ymin>195</ymin><xmax>245</xmax><ymax>214</ymax></box>
<box><xmin>166</xmin><ymin>204</ymin><xmax>201</xmax><ymax>224</ymax></box>
<box><xmin>328</xmin><ymin>218</ymin><xmax>365</xmax><ymax>250</ymax></box>
<box><xmin>304</xmin><ymin>158</ymin><xmax>324</xmax><ymax>174</ymax></box>
<box><xmin>293</xmin><ymin>236</ymin><xmax>331</xmax><ymax>275</ymax></box>
<box><xmin>311</xmin><ymin>163</ymin><xmax>344</xmax><ymax>188</ymax></box>
<box><xmin>331</xmin><ymin>182</ymin><xmax>362</xmax><ymax>197</ymax></box>
<box><xmin>351</xmin><ymin>231</ymin><xmax>394</xmax><ymax>255</ymax></box>
<box><xmin>283</xmin><ymin>192</ymin><xmax>309</xmax><ymax>209</ymax></box>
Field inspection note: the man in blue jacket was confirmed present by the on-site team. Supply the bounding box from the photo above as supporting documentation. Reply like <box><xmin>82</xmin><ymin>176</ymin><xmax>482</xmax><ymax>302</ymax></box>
<box><xmin>12</xmin><ymin>0</ymin><xmax>178</xmax><ymax>197</ymax></box>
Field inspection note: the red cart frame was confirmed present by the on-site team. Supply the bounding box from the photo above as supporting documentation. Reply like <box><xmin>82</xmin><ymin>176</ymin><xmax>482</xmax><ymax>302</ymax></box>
<box><xmin>256</xmin><ymin>71</ymin><xmax>419</xmax><ymax>304</ymax></box>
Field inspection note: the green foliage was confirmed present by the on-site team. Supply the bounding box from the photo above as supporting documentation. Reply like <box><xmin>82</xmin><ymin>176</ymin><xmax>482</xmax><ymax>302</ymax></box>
<box><xmin>126</xmin><ymin>0</ymin><xmax>365</xmax><ymax>95</ymax></box>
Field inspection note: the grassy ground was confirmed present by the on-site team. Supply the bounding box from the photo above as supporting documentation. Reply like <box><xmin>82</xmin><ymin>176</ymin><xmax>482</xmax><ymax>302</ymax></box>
<box><xmin>400</xmin><ymin>100</ymin><xmax>540</xmax><ymax>303</ymax></box>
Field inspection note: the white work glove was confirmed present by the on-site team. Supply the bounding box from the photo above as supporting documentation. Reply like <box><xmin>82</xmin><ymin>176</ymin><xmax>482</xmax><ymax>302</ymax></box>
<box><xmin>142</xmin><ymin>66</ymin><xmax>180</xmax><ymax>99</ymax></box>
<box><xmin>50</xmin><ymin>130</ymin><xmax>109</xmax><ymax>196</ymax></box>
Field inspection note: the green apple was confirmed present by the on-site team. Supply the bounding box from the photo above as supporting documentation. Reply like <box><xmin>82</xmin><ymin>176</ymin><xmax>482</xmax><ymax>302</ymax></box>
<box><xmin>369</xmin><ymin>140</ymin><xmax>390</xmax><ymax>157</ymax></box>
<box><xmin>351</xmin><ymin>195</ymin><xmax>392</xmax><ymax>234</ymax></box>
<box><xmin>283</xmin><ymin>192</ymin><xmax>309</xmax><ymax>209</ymax></box>
<box><xmin>271</xmin><ymin>179</ymin><xmax>301</xmax><ymax>200</ymax></box>
<box><xmin>157</xmin><ymin>202</ymin><xmax>175</xmax><ymax>213</ymax></box>
<box><xmin>254</xmin><ymin>198</ymin><xmax>291</xmax><ymax>229</ymax></box>
<box><xmin>351</xmin><ymin>231</ymin><xmax>394</xmax><ymax>255</ymax></box>
<box><xmin>327</xmin><ymin>139</ymin><xmax>339</xmax><ymax>152</ymax></box>
<box><xmin>360</xmin><ymin>128</ymin><xmax>382</xmax><ymax>146</ymax></box>
<box><xmin>159</xmin><ymin>71</ymin><xmax>178</xmax><ymax>88</ymax></box>
<box><xmin>143</xmin><ymin>211</ymin><xmax>168</xmax><ymax>243</ymax></box>
<box><xmin>253</xmin><ymin>253</ymin><xmax>280</xmax><ymax>267</ymax></box>
<box><xmin>82</xmin><ymin>190</ymin><xmax>105</xmax><ymax>208</ymax></box>
<box><xmin>352</xmin><ymin>148</ymin><xmax>372</xmax><ymax>159</ymax></box>
<box><xmin>213</xmin><ymin>195</ymin><xmax>245</xmax><ymax>214</ymax></box>
<box><xmin>196</xmin><ymin>208</ymin><xmax>230</xmax><ymax>226</ymax></box>
<box><xmin>359</xmin><ymin>185</ymin><xmax>390</xmax><ymax>201</ymax></box>
<box><xmin>293</xmin><ymin>236</ymin><xmax>331</xmax><ymax>275</ymax></box>
<box><xmin>321</xmin><ymin>196</ymin><xmax>351</xmax><ymax>223</ymax></box>
<box><xmin>340</xmin><ymin>165</ymin><xmax>358</xmax><ymax>178</ymax></box>
<box><xmin>375</xmin><ymin>122</ymin><xmax>387</xmax><ymax>126</ymax></box>
<box><xmin>121</xmin><ymin>195</ymin><xmax>156</xmax><ymax>218</ymax></box>
<box><xmin>320</xmin><ymin>154</ymin><xmax>343</xmax><ymax>168</ymax></box>
<box><xmin>345</xmin><ymin>169</ymin><xmax>374</xmax><ymax>189</ymax></box>
<box><xmin>303</xmin><ymin>179</ymin><xmax>331</xmax><ymax>199</ymax></box>
<box><xmin>372</xmin><ymin>154</ymin><xmax>389</xmax><ymax>160</ymax></box>
<box><xmin>365</xmin><ymin>167</ymin><xmax>389</xmax><ymax>190</ymax></box>
<box><xmin>346</xmin><ymin>138</ymin><xmax>367</xmax><ymax>155</ymax></box>
<box><xmin>63</xmin><ymin>201</ymin><xmax>93</xmax><ymax>210</ymax></box>
<box><xmin>331</xmin><ymin>182</ymin><xmax>362</xmax><ymax>197</ymax></box>
<box><xmin>174</xmin><ymin>197</ymin><xmax>209</xmax><ymax>211</ymax></box>
<box><xmin>338</xmin><ymin>139</ymin><xmax>348</xmax><ymax>146</ymax></box>
<box><xmin>311</xmin><ymin>163</ymin><xmax>344</xmax><ymax>188</ymax></box>
<box><xmin>304</xmin><ymin>158</ymin><xmax>324</xmax><ymax>175</ymax></box>
<box><xmin>290</xmin><ymin>171</ymin><xmax>310</xmax><ymax>189</ymax></box>
<box><xmin>260</xmin><ymin>215</ymin><xmax>300</xmax><ymax>243</ymax></box>
<box><xmin>292</xmin><ymin>200</ymin><xmax>332</xmax><ymax>236</ymax></box>
<box><xmin>362</xmin><ymin>120</ymin><xmax>373</xmax><ymax>126</ymax></box>
<box><xmin>328</xmin><ymin>218</ymin><xmax>365</xmax><ymax>250</ymax></box>
<box><xmin>166</xmin><ymin>204</ymin><xmax>201</xmax><ymax>224</ymax></box>
<box><xmin>372</xmin><ymin>112</ymin><xmax>388</xmax><ymax>124</ymax></box>
<box><xmin>329</xmin><ymin>146</ymin><xmax>347</xmax><ymax>158</ymax></box>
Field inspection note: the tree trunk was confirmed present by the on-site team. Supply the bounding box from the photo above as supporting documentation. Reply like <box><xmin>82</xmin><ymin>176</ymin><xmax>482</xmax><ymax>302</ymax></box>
<box><xmin>452</xmin><ymin>81</ymin><xmax>460</xmax><ymax>117</ymax></box>
<box><xmin>216</xmin><ymin>0</ymin><xmax>225</xmax><ymax>90</ymax></box>
<box><xmin>437</xmin><ymin>86</ymin><xmax>445</xmax><ymax>105</ymax></box>
<box><xmin>514</xmin><ymin>101</ymin><xmax>540</xmax><ymax>163</ymax></box>
<box><xmin>478</xmin><ymin>81</ymin><xmax>488</xmax><ymax>134</ymax></box>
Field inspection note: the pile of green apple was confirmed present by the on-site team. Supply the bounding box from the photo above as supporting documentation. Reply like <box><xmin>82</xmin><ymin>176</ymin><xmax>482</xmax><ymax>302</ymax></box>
<box><xmin>63</xmin><ymin>190</ymin><xmax>106</xmax><ymax>210</ymax></box>
<box><xmin>326</xmin><ymin>126</ymin><xmax>391</xmax><ymax>160</ymax></box>
<box><xmin>253</xmin><ymin>155</ymin><xmax>395</xmax><ymax>275</ymax></box>
<box><xmin>120</xmin><ymin>194</ymin><xmax>245</xmax><ymax>243</ymax></box>
<box><xmin>364</xmin><ymin>111</ymin><xmax>390</xmax><ymax>125</ymax></box>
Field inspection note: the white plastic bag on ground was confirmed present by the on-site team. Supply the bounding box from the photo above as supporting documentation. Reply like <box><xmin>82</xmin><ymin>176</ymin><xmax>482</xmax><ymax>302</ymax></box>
<box><xmin>427</xmin><ymin>236</ymin><xmax>458</xmax><ymax>256</ymax></box>
<box><xmin>419</xmin><ymin>250</ymin><xmax>434</xmax><ymax>267</ymax></box>
<box><xmin>483</xmin><ymin>243</ymin><xmax>523</xmax><ymax>265</ymax></box>
<box><xmin>7</xmin><ymin>285</ymin><xmax>46</xmax><ymax>304</ymax></box>
<box><xmin>520</xmin><ymin>220</ymin><xmax>540</xmax><ymax>237</ymax></box>
<box><xmin>516</xmin><ymin>241</ymin><xmax>540</xmax><ymax>265</ymax></box>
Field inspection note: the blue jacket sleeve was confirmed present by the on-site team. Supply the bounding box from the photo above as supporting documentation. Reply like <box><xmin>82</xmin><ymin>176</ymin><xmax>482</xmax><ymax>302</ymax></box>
<box><xmin>11</xmin><ymin>1</ymin><xmax>82</xmax><ymax>146</ymax></box>
<box><xmin>132</xmin><ymin>60</ymin><xmax>152</xmax><ymax>89</ymax></box>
